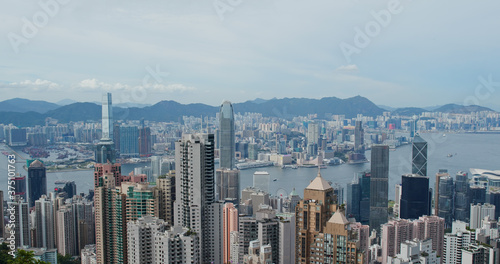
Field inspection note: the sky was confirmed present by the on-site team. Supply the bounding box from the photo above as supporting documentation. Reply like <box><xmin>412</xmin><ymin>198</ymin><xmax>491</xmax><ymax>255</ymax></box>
<box><xmin>1</xmin><ymin>0</ymin><xmax>500</xmax><ymax>109</ymax></box>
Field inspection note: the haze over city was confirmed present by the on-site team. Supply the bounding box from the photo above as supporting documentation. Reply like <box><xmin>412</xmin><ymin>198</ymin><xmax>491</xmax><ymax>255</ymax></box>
<box><xmin>1</xmin><ymin>0</ymin><xmax>500</xmax><ymax>109</ymax></box>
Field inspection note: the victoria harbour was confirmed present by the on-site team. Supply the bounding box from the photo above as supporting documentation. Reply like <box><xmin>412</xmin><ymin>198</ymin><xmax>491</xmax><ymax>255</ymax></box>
<box><xmin>2</xmin><ymin>132</ymin><xmax>499</xmax><ymax>202</ymax></box>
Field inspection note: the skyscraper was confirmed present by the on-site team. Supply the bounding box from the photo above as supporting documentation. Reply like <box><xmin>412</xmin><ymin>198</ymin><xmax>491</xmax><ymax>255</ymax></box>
<box><xmin>28</xmin><ymin>159</ymin><xmax>46</xmax><ymax>208</ymax></box>
<box><xmin>412</xmin><ymin>134</ymin><xmax>427</xmax><ymax>176</ymax></box>
<box><xmin>370</xmin><ymin>145</ymin><xmax>389</xmax><ymax>232</ymax></box>
<box><xmin>455</xmin><ymin>171</ymin><xmax>470</xmax><ymax>222</ymax></box>
<box><xmin>354</xmin><ymin>120</ymin><xmax>364</xmax><ymax>154</ymax></box>
<box><xmin>438</xmin><ymin>175</ymin><xmax>454</xmax><ymax>227</ymax></box>
<box><xmin>138</xmin><ymin>126</ymin><xmax>151</xmax><ymax>157</ymax></box>
<box><xmin>57</xmin><ymin>206</ymin><xmax>76</xmax><ymax>256</ymax></box>
<box><xmin>174</xmin><ymin>133</ymin><xmax>222</xmax><ymax>263</ymax></box>
<box><xmin>95</xmin><ymin>172</ymin><xmax>127</xmax><ymax>264</ymax></box>
<box><xmin>34</xmin><ymin>195</ymin><xmax>55</xmax><ymax>249</ymax></box>
<box><xmin>216</xmin><ymin>168</ymin><xmax>240</xmax><ymax>203</ymax></box>
<box><xmin>223</xmin><ymin>203</ymin><xmax>238</xmax><ymax>264</ymax></box>
<box><xmin>6</xmin><ymin>196</ymin><xmax>30</xmax><ymax>247</ymax></box>
<box><xmin>219</xmin><ymin>101</ymin><xmax>235</xmax><ymax>169</ymax></box>
<box><xmin>253</xmin><ymin>171</ymin><xmax>270</xmax><ymax>193</ymax></box>
<box><xmin>347</xmin><ymin>171</ymin><xmax>371</xmax><ymax>224</ymax></box>
<box><xmin>96</xmin><ymin>93</ymin><xmax>116</xmax><ymax>164</ymax></box>
<box><xmin>154</xmin><ymin>173</ymin><xmax>176</xmax><ymax>227</ymax></box>
<box><xmin>296</xmin><ymin>169</ymin><xmax>338</xmax><ymax>263</ymax></box>
<box><xmin>127</xmin><ymin>216</ymin><xmax>167</xmax><ymax>264</ymax></box>
<box><xmin>119</xmin><ymin>126</ymin><xmax>139</xmax><ymax>157</ymax></box>
<box><xmin>400</xmin><ymin>174</ymin><xmax>431</xmax><ymax>219</ymax></box>
<box><xmin>435</xmin><ymin>169</ymin><xmax>450</xmax><ymax>214</ymax></box>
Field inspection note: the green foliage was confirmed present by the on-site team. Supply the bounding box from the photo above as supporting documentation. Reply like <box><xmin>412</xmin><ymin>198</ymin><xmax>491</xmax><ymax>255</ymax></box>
<box><xmin>0</xmin><ymin>243</ymin><xmax>14</xmax><ymax>264</ymax></box>
<box><xmin>7</xmin><ymin>250</ymin><xmax>49</xmax><ymax>264</ymax></box>
<box><xmin>57</xmin><ymin>253</ymin><xmax>79</xmax><ymax>264</ymax></box>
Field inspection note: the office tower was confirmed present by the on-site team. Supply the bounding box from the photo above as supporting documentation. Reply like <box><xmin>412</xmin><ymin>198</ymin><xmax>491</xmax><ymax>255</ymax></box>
<box><xmin>223</xmin><ymin>203</ymin><xmax>238</xmax><ymax>264</ymax></box>
<box><xmin>470</xmin><ymin>203</ymin><xmax>496</xmax><ymax>229</ymax></box>
<box><xmin>34</xmin><ymin>195</ymin><xmax>55</xmax><ymax>249</ymax></box>
<box><xmin>220</xmin><ymin>100</ymin><xmax>235</xmax><ymax>169</ymax></box>
<box><xmin>138</xmin><ymin>126</ymin><xmax>151</xmax><ymax>157</ymax></box>
<box><xmin>470</xmin><ymin>186</ymin><xmax>486</xmax><ymax>205</ymax></box>
<box><xmin>296</xmin><ymin>169</ymin><xmax>338</xmax><ymax>263</ymax></box>
<box><xmin>57</xmin><ymin>206</ymin><xmax>76</xmax><ymax>256</ymax></box>
<box><xmin>113</xmin><ymin>123</ymin><xmax>120</xmax><ymax>155</ymax></box>
<box><xmin>435</xmin><ymin>169</ymin><xmax>450</xmax><ymax>214</ymax></box>
<box><xmin>410</xmin><ymin>119</ymin><xmax>416</xmax><ymax>138</ymax></box>
<box><xmin>288</xmin><ymin>188</ymin><xmax>301</xmax><ymax>213</ymax></box>
<box><xmin>217</xmin><ymin>168</ymin><xmax>240</xmax><ymax>203</ymax></box>
<box><xmin>238</xmin><ymin>141</ymin><xmax>249</xmax><ymax>158</ymax></box>
<box><xmin>488</xmin><ymin>190</ymin><xmax>500</xmax><ymax>218</ymax></box>
<box><xmin>120</xmin><ymin>126</ymin><xmax>139</xmax><ymax>157</ymax></box>
<box><xmin>443</xmin><ymin>221</ymin><xmax>475</xmax><ymax>264</ymax></box>
<box><xmin>354</xmin><ymin>120</ymin><xmax>364</xmax><ymax>154</ymax></box>
<box><xmin>95</xmin><ymin>173</ymin><xmax>127</xmax><ymax>264</ymax></box>
<box><xmin>153</xmin><ymin>226</ymin><xmax>200</xmax><ymax>263</ymax></box>
<box><xmin>278</xmin><ymin>214</ymin><xmax>296</xmax><ymax>264</ymax></box>
<box><xmin>347</xmin><ymin>171</ymin><xmax>370</xmax><ymax>224</ymax></box>
<box><xmin>370</xmin><ymin>145</ymin><xmax>389</xmax><ymax>231</ymax></box>
<box><xmin>24</xmin><ymin>248</ymin><xmax>58</xmax><ymax>263</ymax></box>
<box><xmin>253</xmin><ymin>171</ymin><xmax>270</xmax><ymax>193</ymax></box>
<box><xmin>154</xmin><ymin>173</ymin><xmax>175</xmax><ymax>227</ymax></box>
<box><xmin>412</xmin><ymin>134</ymin><xmax>427</xmax><ymax>176</ymax></box>
<box><xmin>150</xmin><ymin>156</ymin><xmax>161</xmax><ymax>181</ymax></box>
<box><xmin>54</xmin><ymin>181</ymin><xmax>77</xmax><ymax>199</ymax></box>
<box><xmin>12</xmin><ymin>176</ymin><xmax>27</xmax><ymax>201</ymax></box>
<box><xmin>127</xmin><ymin>216</ymin><xmax>167</xmax><ymax>264</ymax></box>
<box><xmin>382</xmin><ymin>216</ymin><xmax>445</xmax><ymax>264</ymax></box>
<box><xmin>238</xmin><ymin>217</ymin><xmax>259</xmax><ymax>263</ymax></box>
<box><xmin>455</xmin><ymin>171</ymin><xmax>470</xmax><ymax>222</ymax></box>
<box><xmin>307</xmin><ymin>122</ymin><xmax>320</xmax><ymax>146</ymax></box>
<box><xmin>96</xmin><ymin>93</ymin><xmax>116</xmax><ymax>163</ymax></box>
<box><xmin>174</xmin><ymin>133</ymin><xmax>222</xmax><ymax>263</ymax></box>
<box><xmin>257</xmin><ymin>218</ymin><xmax>280</xmax><ymax>264</ymax></box>
<box><xmin>438</xmin><ymin>175</ymin><xmax>454</xmax><ymax>227</ymax></box>
<box><xmin>240</xmin><ymin>187</ymin><xmax>270</xmax><ymax>216</ymax></box>
<box><xmin>400</xmin><ymin>174</ymin><xmax>431</xmax><ymax>219</ymax></box>
<box><xmin>7</xmin><ymin>196</ymin><xmax>30</xmax><ymax>247</ymax></box>
<box><xmin>28</xmin><ymin>159</ymin><xmax>47</xmax><ymax>208</ymax></box>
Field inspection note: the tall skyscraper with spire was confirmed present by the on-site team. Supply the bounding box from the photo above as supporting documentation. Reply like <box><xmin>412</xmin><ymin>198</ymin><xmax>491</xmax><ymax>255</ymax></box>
<box><xmin>412</xmin><ymin>134</ymin><xmax>427</xmax><ymax>176</ymax></box>
<box><xmin>95</xmin><ymin>93</ymin><xmax>115</xmax><ymax>164</ymax></box>
<box><xmin>219</xmin><ymin>101</ymin><xmax>235</xmax><ymax>169</ymax></box>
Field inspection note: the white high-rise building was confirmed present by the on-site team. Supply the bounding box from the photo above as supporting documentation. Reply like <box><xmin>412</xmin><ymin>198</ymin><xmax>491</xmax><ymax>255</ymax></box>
<box><xmin>57</xmin><ymin>206</ymin><xmax>76</xmax><ymax>256</ymax></box>
<box><xmin>127</xmin><ymin>216</ymin><xmax>168</xmax><ymax>264</ymax></box>
<box><xmin>443</xmin><ymin>221</ymin><xmax>475</xmax><ymax>264</ymax></box>
<box><xmin>153</xmin><ymin>226</ymin><xmax>200</xmax><ymax>264</ymax></box>
<box><xmin>35</xmin><ymin>195</ymin><xmax>55</xmax><ymax>249</ymax></box>
<box><xmin>278</xmin><ymin>214</ymin><xmax>295</xmax><ymax>264</ymax></box>
<box><xmin>253</xmin><ymin>171</ymin><xmax>270</xmax><ymax>193</ymax></box>
<box><xmin>174</xmin><ymin>133</ymin><xmax>222</xmax><ymax>263</ymax></box>
<box><xmin>470</xmin><ymin>203</ymin><xmax>495</xmax><ymax>229</ymax></box>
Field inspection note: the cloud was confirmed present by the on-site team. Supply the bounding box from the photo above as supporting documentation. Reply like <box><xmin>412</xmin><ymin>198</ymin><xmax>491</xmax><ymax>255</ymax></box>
<box><xmin>75</xmin><ymin>79</ymin><xmax>195</xmax><ymax>93</ymax></box>
<box><xmin>335</xmin><ymin>65</ymin><xmax>358</xmax><ymax>72</ymax></box>
<box><xmin>6</xmin><ymin>79</ymin><xmax>61</xmax><ymax>91</ymax></box>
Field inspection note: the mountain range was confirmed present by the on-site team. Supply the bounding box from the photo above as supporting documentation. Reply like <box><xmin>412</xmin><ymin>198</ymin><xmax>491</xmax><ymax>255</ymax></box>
<box><xmin>0</xmin><ymin>97</ymin><xmax>495</xmax><ymax>127</ymax></box>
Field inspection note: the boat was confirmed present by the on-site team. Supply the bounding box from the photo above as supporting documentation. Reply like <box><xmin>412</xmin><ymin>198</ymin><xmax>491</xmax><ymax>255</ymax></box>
<box><xmin>443</xmin><ymin>134</ymin><xmax>446</xmax><ymax>137</ymax></box>
<box><xmin>273</xmin><ymin>178</ymin><xmax>277</xmax><ymax>181</ymax></box>
<box><xmin>447</xmin><ymin>154</ymin><xmax>453</xmax><ymax>157</ymax></box>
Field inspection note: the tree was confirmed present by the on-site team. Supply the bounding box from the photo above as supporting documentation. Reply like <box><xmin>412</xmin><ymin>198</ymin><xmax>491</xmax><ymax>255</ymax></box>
<box><xmin>7</xmin><ymin>250</ymin><xmax>49</xmax><ymax>264</ymax></box>
<box><xmin>57</xmin><ymin>254</ymin><xmax>79</xmax><ymax>264</ymax></box>
<box><xmin>0</xmin><ymin>243</ymin><xmax>14</xmax><ymax>264</ymax></box>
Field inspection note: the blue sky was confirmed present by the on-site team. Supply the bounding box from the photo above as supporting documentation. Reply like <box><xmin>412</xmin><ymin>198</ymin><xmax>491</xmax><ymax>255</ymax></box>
<box><xmin>1</xmin><ymin>0</ymin><xmax>500</xmax><ymax>109</ymax></box>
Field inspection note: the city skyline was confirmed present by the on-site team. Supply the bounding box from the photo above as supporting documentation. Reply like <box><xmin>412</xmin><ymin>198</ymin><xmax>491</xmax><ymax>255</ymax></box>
<box><xmin>1</xmin><ymin>1</ymin><xmax>500</xmax><ymax>109</ymax></box>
